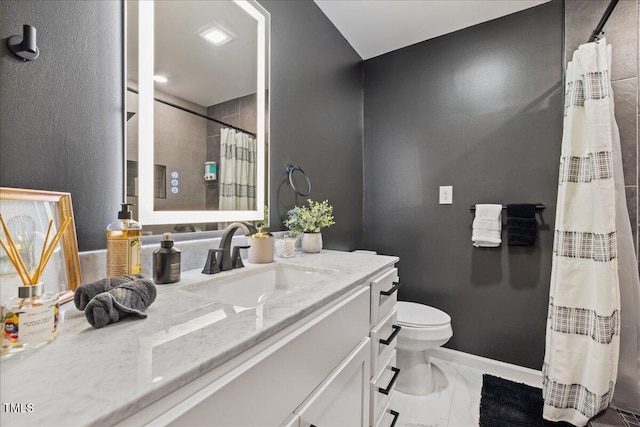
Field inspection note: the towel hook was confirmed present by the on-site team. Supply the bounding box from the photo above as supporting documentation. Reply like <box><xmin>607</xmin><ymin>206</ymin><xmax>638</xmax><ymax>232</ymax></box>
<box><xmin>7</xmin><ymin>25</ymin><xmax>40</xmax><ymax>62</ymax></box>
<box><xmin>285</xmin><ymin>164</ymin><xmax>312</xmax><ymax>197</ymax></box>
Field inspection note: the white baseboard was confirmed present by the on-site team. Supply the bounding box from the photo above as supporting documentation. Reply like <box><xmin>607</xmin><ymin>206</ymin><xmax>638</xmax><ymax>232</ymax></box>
<box><xmin>429</xmin><ymin>347</ymin><xmax>543</xmax><ymax>388</ymax></box>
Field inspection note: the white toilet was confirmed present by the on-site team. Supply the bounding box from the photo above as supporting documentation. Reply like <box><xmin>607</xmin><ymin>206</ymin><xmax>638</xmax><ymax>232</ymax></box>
<box><xmin>395</xmin><ymin>301</ymin><xmax>453</xmax><ymax>395</ymax></box>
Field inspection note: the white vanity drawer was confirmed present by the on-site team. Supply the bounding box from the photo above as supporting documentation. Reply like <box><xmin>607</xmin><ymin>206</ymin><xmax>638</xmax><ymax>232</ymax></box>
<box><xmin>370</xmin><ymin>309</ymin><xmax>399</xmax><ymax>378</ymax></box>
<box><xmin>374</xmin><ymin>404</ymin><xmax>400</xmax><ymax>427</ymax></box>
<box><xmin>144</xmin><ymin>287</ymin><xmax>371</xmax><ymax>427</ymax></box>
<box><xmin>370</xmin><ymin>350</ymin><xmax>399</xmax><ymax>425</ymax></box>
<box><xmin>370</xmin><ymin>268</ymin><xmax>399</xmax><ymax>327</ymax></box>
<box><xmin>280</xmin><ymin>414</ymin><xmax>299</xmax><ymax>427</ymax></box>
<box><xmin>295</xmin><ymin>338</ymin><xmax>371</xmax><ymax>427</ymax></box>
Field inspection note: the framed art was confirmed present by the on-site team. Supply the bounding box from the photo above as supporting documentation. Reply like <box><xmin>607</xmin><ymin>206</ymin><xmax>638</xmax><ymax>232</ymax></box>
<box><xmin>0</xmin><ymin>187</ymin><xmax>81</xmax><ymax>304</ymax></box>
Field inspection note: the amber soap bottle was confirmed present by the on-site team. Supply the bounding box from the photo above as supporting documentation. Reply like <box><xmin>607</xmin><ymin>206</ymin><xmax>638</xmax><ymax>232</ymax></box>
<box><xmin>106</xmin><ymin>203</ymin><xmax>142</xmax><ymax>277</ymax></box>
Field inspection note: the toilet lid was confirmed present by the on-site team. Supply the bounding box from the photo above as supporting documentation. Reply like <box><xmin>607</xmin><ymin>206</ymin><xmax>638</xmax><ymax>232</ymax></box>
<box><xmin>397</xmin><ymin>301</ymin><xmax>451</xmax><ymax>327</ymax></box>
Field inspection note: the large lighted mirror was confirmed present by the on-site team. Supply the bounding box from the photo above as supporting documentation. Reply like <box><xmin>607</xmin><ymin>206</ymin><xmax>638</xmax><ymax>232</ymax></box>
<box><xmin>126</xmin><ymin>0</ymin><xmax>269</xmax><ymax>235</ymax></box>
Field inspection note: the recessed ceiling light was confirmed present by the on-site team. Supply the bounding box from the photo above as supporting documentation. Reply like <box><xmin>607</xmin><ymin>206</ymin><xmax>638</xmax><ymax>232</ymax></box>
<box><xmin>153</xmin><ymin>75</ymin><xmax>168</xmax><ymax>83</ymax></box>
<box><xmin>198</xmin><ymin>25</ymin><xmax>235</xmax><ymax>46</ymax></box>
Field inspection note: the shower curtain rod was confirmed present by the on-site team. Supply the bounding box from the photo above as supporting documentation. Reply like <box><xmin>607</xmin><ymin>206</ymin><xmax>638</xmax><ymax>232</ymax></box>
<box><xmin>127</xmin><ymin>87</ymin><xmax>256</xmax><ymax>137</ymax></box>
<box><xmin>588</xmin><ymin>0</ymin><xmax>620</xmax><ymax>42</ymax></box>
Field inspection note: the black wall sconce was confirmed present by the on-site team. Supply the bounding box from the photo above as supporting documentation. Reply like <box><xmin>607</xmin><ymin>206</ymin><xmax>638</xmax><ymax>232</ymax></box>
<box><xmin>7</xmin><ymin>25</ymin><xmax>39</xmax><ymax>61</ymax></box>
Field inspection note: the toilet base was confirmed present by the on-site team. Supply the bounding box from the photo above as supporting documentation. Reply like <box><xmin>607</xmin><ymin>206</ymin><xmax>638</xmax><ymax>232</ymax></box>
<box><xmin>396</xmin><ymin>347</ymin><xmax>435</xmax><ymax>395</ymax></box>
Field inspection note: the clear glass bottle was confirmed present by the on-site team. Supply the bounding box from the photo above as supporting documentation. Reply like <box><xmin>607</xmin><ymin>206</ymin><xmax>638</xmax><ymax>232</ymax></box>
<box><xmin>1</xmin><ymin>283</ymin><xmax>59</xmax><ymax>354</ymax></box>
<box><xmin>106</xmin><ymin>203</ymin><xmax>142</xmax><ymax>277</ymax></box>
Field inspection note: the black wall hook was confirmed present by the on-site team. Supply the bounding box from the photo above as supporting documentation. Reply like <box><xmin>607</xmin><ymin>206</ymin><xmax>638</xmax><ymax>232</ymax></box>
<box><xmin>7</xmin><ymin>25</ymin><xmax>40</xmax><ymax>61</ymax></box>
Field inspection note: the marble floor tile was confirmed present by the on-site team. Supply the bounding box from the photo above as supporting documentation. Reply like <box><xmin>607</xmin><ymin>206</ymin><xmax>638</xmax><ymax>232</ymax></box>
<box><xmin>447</xmin><ymin>364</ymin><xmax>484</xmax><ymax>427</ymax></box>
<box><xmin>391</xmin><ymin>358</ymin><xmax>459</xmax><ymax>427</ymax></box>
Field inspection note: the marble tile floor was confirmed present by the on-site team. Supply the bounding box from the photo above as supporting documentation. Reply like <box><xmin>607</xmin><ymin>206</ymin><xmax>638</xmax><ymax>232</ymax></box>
<box><xmin>390</xmin><ymin>357</ymin><xmax>482</xmax><ymax>427</ymax></box>
<box><xmin>390</xmin><ymin>356</ymin><xmax>639</xmax><ymax>427</ymax></box>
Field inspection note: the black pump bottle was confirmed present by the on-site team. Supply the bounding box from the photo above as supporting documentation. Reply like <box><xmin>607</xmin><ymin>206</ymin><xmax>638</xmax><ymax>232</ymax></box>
<box><xmin>153</xmin><ymin>233</ymin><xmax>181</xmax><ymax>284</ymax></box>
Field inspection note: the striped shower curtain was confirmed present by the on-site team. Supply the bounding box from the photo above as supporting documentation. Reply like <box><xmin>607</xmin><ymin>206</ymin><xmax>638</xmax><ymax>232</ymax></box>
<box><xmin>219</xmin><ymin>127</ymin><xmax>257</xmax><ymax>211</ymax></box>
<box><xmin>543</xmin><ymin>39</ymin><xmax>637</xmax><ymax>425</ymax></box>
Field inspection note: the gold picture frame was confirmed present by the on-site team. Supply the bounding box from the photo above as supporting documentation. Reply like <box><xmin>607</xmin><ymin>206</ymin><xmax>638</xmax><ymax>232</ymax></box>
<box><xmin>0</xmin><ymin>187</ymin><xmax>81</xmax><ymax>304</ymax></box>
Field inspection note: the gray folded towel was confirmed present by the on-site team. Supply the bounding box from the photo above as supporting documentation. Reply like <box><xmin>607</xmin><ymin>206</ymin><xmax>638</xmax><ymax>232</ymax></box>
<box><xmin>84</xmin><ymin>279</ymin><xmax>157</xmax><ymax>329</ymax></box>
<box><xmin>74</xmin><ymin>275</ymin><xmax>144</xmax><ymax>310</ymax></box>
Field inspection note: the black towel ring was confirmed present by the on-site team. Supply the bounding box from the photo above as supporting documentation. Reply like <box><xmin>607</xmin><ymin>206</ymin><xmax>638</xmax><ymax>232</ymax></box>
<box><xmin>285</xmin><ymin>164</ymin><xmax>312</xmax><ymax>196</ymax></box>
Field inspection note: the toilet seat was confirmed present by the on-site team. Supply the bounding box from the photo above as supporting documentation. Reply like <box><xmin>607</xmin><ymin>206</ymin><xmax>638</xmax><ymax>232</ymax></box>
<box><xmin>397</xmin><ymin>301</ymin><xmax>451</xmax><ymax>328</ymax></box>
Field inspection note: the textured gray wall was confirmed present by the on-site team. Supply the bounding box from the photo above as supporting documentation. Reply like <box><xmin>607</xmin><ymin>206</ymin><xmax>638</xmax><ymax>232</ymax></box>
<box><xmin>261</xmin><ymin>0</ymin><xmax>364</xmax><ymax>251</ymax></box>
<box><xmin>362</xmin><ymin>1</ymin><xmax>564</xmax><ymax>369</ymax></box>
<box><xmin>0</xmin><ymin>0</ymin><xmax>123</xmax><ymax>251</ymax></box>
<box><xmin>1</xmin><ymin>0</ymin><xmax>363</xmax><ymax>252</ymax></box>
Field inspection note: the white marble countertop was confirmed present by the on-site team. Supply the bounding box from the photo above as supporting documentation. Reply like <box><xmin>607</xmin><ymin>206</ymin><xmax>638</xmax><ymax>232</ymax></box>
<box><xmin>0</xmin><ymin>250</ymin><xmax>397</xmax><ymax>426</ymax></box>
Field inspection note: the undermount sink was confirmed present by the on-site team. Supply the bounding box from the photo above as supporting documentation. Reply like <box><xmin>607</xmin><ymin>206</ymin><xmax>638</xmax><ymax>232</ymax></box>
<box><xmin>183</xmin><ymin>264</ymin><xmax>337</xmax><ymax>308</ymax></box>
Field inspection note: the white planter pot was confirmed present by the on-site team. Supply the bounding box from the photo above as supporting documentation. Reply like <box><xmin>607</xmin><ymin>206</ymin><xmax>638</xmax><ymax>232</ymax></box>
<box><xmin>301</xmin><ymin>233</ymin><xmax>322</xmax><ymax>253</ymax></box>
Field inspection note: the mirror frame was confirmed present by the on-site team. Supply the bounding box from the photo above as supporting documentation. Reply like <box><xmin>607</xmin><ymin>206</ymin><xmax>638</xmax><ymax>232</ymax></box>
<box><xmin>134</xmin><ymin>0</ymin><xmax>269</xmax><ymax>226</ymax></box>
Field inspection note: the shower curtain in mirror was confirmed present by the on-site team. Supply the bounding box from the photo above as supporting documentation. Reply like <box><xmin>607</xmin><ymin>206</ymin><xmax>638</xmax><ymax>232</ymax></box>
<box><xmin>543</xmin><ymin>39</ymin><xmax>640</xmax><ymax>425</ymax></box>
<box><xmin>219</xmin><ymin>127</ymin><xmax>257</xmax><ymax>211</ymax></box>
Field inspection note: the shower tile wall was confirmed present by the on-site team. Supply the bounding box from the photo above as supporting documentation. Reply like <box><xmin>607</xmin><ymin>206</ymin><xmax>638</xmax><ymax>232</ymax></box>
<box><xmin>153</xmin><ymin>94</ymin><xmax>208</xmax><ymax>212</ymax></box>
<box><xmin>565</xmin><ymin>0</ymin><xmax>640</xmax><ymax>268</ymax></box>
<box><xmin>126</xmin><ymin>88</ymin><xmax>208</xmax><ymax>221</ymax></box>
<box><xmin>205</xmin><ymin>93</ymin><xmax>257</xmax><ymax>213</ymax></box>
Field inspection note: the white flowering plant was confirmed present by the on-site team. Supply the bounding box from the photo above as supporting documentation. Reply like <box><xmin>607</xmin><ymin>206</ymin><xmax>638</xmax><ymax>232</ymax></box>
<box><xmin>284</xmin><ymin>199</ymin><xmax>335</xmax><ymax>236</ymax></box>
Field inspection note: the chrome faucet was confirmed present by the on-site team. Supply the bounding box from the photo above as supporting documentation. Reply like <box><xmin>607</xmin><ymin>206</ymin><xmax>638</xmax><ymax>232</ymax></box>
<box><xmin>215</xmin><ymin>222</ymin><xmax>257</xmax><ymax>272</ymax></box>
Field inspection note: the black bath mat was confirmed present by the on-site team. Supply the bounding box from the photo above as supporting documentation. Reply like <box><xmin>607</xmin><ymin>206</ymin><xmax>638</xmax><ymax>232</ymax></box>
<box><xmin>479</xmin><ymin>374</ymin><xmax>575</xmax><ymax>427</ymax></box>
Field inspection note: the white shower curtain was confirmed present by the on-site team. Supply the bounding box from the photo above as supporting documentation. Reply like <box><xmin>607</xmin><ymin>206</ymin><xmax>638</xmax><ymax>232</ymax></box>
<box><xmin>219</xmin><ymin>127</ymin><xmax>257</xmax><ymax>211</ymax></box>
<box><xmin>543</xmin><ymin>39</ymin><xmax>640</xmax><ymax>425</ymax></box>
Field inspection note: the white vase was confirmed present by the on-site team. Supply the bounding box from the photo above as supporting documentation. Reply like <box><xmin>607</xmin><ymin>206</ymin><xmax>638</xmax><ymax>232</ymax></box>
<box><xmin>301</xmin><ymin>233</ymin><xmax>322</xmax><ymax>253</ymax></box>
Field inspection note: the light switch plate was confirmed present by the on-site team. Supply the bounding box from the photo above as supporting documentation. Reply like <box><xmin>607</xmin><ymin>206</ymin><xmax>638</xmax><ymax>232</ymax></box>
<box><xmin>439</xmin><ymin>186</ymin><xmax>453</xmax><ymax>204</ymax></box>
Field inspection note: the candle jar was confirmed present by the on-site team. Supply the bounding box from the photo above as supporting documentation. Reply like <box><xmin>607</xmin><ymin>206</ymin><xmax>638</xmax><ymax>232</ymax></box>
<box><xmin>1</xmin><ymin>283</ymin><xmax>59</xmax><ymax>354</ymax></box>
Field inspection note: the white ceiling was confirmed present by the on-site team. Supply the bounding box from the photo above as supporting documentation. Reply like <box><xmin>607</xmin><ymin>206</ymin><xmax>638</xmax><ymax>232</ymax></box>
<box><xmin>314</xmin><ymin>0</ymin><xmax>551</xmax><ymax>60</ymax></box>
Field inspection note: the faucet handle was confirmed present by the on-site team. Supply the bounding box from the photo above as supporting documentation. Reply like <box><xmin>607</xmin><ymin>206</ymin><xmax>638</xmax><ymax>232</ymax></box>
<box><xmin>232</xmin><ymin>245</ymin><xmax>250</xmax><ymax>269</ymax></box>
<box><xmin>202</xmin><ymin>249</ymin><xmax>224</xmax><ymax>274</ymax></box>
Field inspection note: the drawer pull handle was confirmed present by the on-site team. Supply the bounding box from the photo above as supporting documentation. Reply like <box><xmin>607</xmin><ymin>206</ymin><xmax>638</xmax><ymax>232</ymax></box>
<box><xmin>378</xmin><ymin>367</ymin><xmax>400</xmax><ymax>395</ymax></box>
<box><xmin>380</xmin><ymin>282</ymin><xmax>400</xmax><ymax>296</ymax></box>
<box><xmin>389</xmin><ymin>409</ymin><xmax>400</xmax><ymax>427</ymax></box>
<box><xmin>379</xmin><ymin>324</ymin><xmax>401</xmax><ymax>346</ymax></box>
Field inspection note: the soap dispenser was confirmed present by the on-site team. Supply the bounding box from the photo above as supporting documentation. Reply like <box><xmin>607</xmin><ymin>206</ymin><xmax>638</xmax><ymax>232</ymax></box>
<box><xmin>248</xmin><ymin>228</ymin><xmax>274</xmax><ymax>263</ymax></box>
<box><xmin>106</xmin><ymin>203</ymin><xmax>142</xmax><ymax>277</ymax></box>
<box><xmin>153</xmin><ymin>233</ymin><xmax>181</xmax><ymax>284</ymax></box>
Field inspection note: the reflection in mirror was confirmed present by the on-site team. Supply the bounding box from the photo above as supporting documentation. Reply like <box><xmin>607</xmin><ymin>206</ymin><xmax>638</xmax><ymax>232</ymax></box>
<box><xmin>126</xmin><ymin>0</ymin><xmax>269</xmax><ymax>235</ymax></box>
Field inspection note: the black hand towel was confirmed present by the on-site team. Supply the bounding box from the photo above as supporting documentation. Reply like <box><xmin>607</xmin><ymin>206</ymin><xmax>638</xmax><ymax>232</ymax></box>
<box><xmin>506</xmin><ymin>204</ymin><xmax>537</xmax><ymax>247</ymax></box>
<box><xmin>84</xmin><ymin>279</ymin><xmax>157</xmax><ymax>329</ymax></box>
<box><xmin>74</xmin><ymin>274</ymin><xmax>145</xmax><ymax>311</ymax></box>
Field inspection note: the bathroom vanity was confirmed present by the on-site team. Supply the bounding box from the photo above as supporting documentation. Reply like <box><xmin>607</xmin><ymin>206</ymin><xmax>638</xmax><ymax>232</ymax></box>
<box><xmin>0</xmin><ymin>250</ymin><xmax>399</xmax><ymax>427</ymax></box>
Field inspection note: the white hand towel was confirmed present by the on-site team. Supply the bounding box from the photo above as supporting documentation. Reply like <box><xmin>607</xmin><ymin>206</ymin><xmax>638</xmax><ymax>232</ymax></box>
<box><xmin>472</xmin><ymin>204</ymin><xmax>502</xmax><ymax>247</ymax></box>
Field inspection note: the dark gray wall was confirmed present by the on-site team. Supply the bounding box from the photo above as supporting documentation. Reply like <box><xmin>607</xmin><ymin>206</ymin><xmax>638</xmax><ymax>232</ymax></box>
<box><xmin>261</xmin><ymin>0</ymin><xmax>364</xmax><ymax>250</ymax></box>
<box><xmin>363</xmin><ymin>1</ymin><xmax>564</xmax><ymax>369</ymax></box>
<box><xmin>1</xmin><ymin>0</ymin><xmax>363</xmax><ymax>252</ymax></box>
<box><xmin>0</xmin><ymin>0</ymin><xmax>123</xmax><ymax>251</ymax></box>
